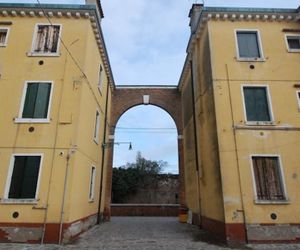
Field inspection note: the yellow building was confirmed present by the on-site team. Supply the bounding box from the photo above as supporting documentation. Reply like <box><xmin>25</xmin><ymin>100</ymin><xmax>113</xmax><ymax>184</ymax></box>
<box><xmin>0</xmin><ymin>1</ymin><xmax>113</xmax><ymax>243</ymax></box>
<box><xmin>180</xmin><ymin>4</ymin><xmax>300</xmax><ymax>245</ymax></box>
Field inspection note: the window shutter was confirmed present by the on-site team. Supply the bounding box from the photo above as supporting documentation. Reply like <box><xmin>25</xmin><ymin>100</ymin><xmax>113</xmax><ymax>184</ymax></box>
<box><xmin>8</xmin><ymin>156</ymin><xmax>41</xmax><ymax>199</ymax></box>
<box><xmin>51</xmin><ymin>26</ymin><xmax>60</xmax><ymax>52</ymax></box>
<box><xmin>237</xmin><ymin>32</ymin><xmax>260</xmax><ymax>58</ymax></box>
<box><xmin>33</xmin><ymin>83</ymin><xmax>51</xmax><ymax>118</ymax></box>
<box><xmin>8</xmin><ymin>156</ymin><xmax>26</xmax><ymax>198</ymax></box>
<box><xmin>244</xmin><ymin>87</ymin><xmax>271</xmax><ymax>122</ymax></box>
<box><xmin>22</xmin><ymin>83</ymin><xmax>38</xmax><ymax>118</ymax></box>
<box><xmin>252</xmin><ymin>157</ymin><xmax>284</xmax><ymax>201</ymax></box>
<box><xmin>21</xmin><ymin>156</ymin><xmax>41</xmax><ymax>199</ymax></box>
<box><xmin>287</xmin><ymin>37</ymin><xmax>300</xmax><ymax>49</ymax></box>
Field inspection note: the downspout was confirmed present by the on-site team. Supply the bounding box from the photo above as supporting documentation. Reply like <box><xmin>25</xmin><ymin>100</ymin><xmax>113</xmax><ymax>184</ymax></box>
<box><xmin>97</xmin><ymin>79</ymin><xmax>110</xmax><ymax>224</ymax></box>
<box><xmin>190</xmin><ymin>59</ymin><xmax>202</xmax><ymax>226</ymax></box>
<box><xmin>41</xmin><ymin>55</ymin><xmax>68</xmax><ymax>244</ymax></box>
<box><xmin>225</xmin><ymin>64</ymin><xmax>248</xmax><ymax>242</ymax></box>
<box><xmin>58</xmin><ymin>149</ymin><xmax>74</xmax><ymax>245</ymax></box>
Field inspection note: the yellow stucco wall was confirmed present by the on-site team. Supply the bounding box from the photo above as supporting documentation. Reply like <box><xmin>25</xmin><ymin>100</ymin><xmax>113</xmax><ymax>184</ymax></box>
<box><xmin>182</xmin><ymin>26</ymin><xmax>225</xmax><ymax>223</ymax></box>
<box><xmin>208</xmin><ymin>19</ymin><xmax>300</xmax><ymax>224</ymax></box>
<box><xmin>0</xmin><ymin>14</ymin><xmax>111</xmax><ymax>225</ymax></box>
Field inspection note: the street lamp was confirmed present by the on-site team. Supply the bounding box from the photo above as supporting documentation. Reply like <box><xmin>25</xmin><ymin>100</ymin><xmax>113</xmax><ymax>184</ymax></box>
<box><xmin>102</xmin><ymin>141</ymin><xmax>133</xmax><ymax>150</ymax></box>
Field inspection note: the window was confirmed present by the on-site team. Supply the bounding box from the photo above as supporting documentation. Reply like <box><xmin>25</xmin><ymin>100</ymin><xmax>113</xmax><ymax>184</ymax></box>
<box><xmin>89</xmin><ymin>166</ymin><xmax>96</xmax><ymax>201</ymax></box>
<box><xmin>98</xmin><ymin>65</ymin><xmax>104</xmax><ymax>92</ymax></box>
<box><xmin>5</xmin><ymin>155</ymin><xmax>42</xmax><ymax>200</ymax></box>
<box><xmin>296</xmin><ymin>91</ymin><xmax>300</xmax><ymax>110</ymax></box>
<box><xmin>0</xmin><ymin>28</ymin><xmax>9</xmax><ymax>47</ymax></box>
<box><xmin>286</xmin><ymin>35</ymin><xmax>300</xmax><ymax>52</ymax></box>
<box><xmin>236</xmin><ymin>30</ymin><xmax>263</xmax><ymax>60</ymax></box>
<box><xmin>17</xmin><ymin>82</ymin><xmax>52</xmax><ymax>122</ymax></box>
<box><xmin>32</xmin><ymin>24</ymin><xmax>61</xmax><ymax>54</ymax></box>
<box><xmin>93</xmin><ymin>110</ymin><xmax>100</xmax><ymax>143</ymax></box>
<box><xmin>251</xmin><ymin>156</ymin><xmax>286</xmax><ymax>201</ymax></box>
<box><xmin>242</xmin><ymin>86</ymin><xmax>272</xmax><ymax>123</ymax></box>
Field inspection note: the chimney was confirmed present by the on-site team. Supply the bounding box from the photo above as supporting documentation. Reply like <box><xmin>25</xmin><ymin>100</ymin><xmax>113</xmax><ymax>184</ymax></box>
<box><xmin>189</xmin><ymin>4</ymin><xmax>203</xmax><ymax>34</ymax></box>
<box><xmin>85</xmin><ymin>0</ymin><xmax>104</xmax><ymax>18</ymax></box>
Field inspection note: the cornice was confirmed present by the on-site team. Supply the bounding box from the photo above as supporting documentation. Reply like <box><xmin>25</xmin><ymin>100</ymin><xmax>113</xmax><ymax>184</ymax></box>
<box><xmin>0</xmin><ymin>3</ymin><xmax>115</xmax><ymax>87</ymax></box>
<box><xmin>178</xmin><ymin>6</ymin><xmax>300</xmax><ymax>90</ymax></box>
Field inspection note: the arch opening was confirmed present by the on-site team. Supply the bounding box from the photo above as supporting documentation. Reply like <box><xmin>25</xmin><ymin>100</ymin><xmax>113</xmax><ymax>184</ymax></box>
<box><xmin>113</xmin><ymin>104</ymin><xmax>179</xmax><ymax>174</ymax></box>
<box><xmin>111</xmin><ymin>105</ymin><xmax>180</xmax><ymax>210</ymax></box>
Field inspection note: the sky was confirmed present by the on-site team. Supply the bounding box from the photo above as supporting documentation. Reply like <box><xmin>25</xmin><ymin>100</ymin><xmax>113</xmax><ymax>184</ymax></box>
<box><xmin>2</xmin><ymin>0</ymin><xmax>300</xmax><ymax>173</ymax></box>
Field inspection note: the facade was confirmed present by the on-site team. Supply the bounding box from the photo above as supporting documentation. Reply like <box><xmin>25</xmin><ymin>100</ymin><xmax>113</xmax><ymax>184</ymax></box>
<box><xmin>180</xmin><ymin>4</ymin><xmax>300</xmax><ymax>245</ymax></box>
<box><xmin>0</xmin><ymin>1</ymin><xmax>114</xmax><ymax>244</ymax></box>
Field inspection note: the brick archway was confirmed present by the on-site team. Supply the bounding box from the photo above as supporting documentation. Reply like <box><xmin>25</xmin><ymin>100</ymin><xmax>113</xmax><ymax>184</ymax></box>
<box><xmin>104</xmin><ymin>85</ymin><xmax>185</xmax><ymax>218</ymax></box>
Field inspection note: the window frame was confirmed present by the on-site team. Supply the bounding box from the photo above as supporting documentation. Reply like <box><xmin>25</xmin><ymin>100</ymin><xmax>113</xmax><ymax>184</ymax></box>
<box><xmin>93</xmin><ymin>109</ymin><xmax>100</xmax><ymax>144</ymax></box>
<box><xmin>285</xmin><ymin>34</ymin><xmax>300</xmax><ymax>53</ymax></box>
<box><xmin>89</xmin><ymin>166</ymin><xmax>96</xmax><ymax>202</ymax></box>
<box><xmin>296</xmin><ymin>91</ymin><xmax>300</xmax><ymax>111</ymax></box>
<box><xmin>98</xmin><ymin>64</ymin><xmax>104</xmax><ymax>94</ymax></box>
<box><xmin>235</xmin><ymin>29</ymin><xmax>265</xmax><ymax>61</ymax></box>
<box><xmin>241</xmin><ymin>84</ymin><xmax>274</xmax><ymax>125</ymax></box>
<box><xmin>0</xmin><ymin>27</ymin><xmax>10</xmax><ymax>47</ymax></box>
<box><xmin>15</xmin><ymin>81</ymin><xmax>54</xmax><ymax>124</ymax></box>
<box><xmin>28</xmin><ymin>23</ymin><xmax>62</xmax><ymax>57</ymax></box>
<box><xmin>249</xmin><ymin>154</ymin><xmax>288</xmax><ymax>204</ymax></box>
<box><xmin>3</xmin><ymin>153</ymin><xmax>44</xmax><ymax>203</ymax></box>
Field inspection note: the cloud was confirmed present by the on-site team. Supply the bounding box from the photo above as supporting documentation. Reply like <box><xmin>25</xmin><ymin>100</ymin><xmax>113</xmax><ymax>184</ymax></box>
<box><xmin>101</xmin><ymin>0</ymin><xmax>191</xmax><ymax>85</ymax></box>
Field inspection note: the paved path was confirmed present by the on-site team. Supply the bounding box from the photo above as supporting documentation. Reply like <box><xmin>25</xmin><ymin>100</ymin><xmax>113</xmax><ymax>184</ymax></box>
<box><xmin>0</xmin><ymin>217</ymin><xmax>300</xmax><ymax>250</ymax></box>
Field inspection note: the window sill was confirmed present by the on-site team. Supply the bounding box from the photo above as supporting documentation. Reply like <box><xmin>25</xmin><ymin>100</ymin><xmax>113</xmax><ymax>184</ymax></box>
<box><xmin>27</xmin><ymin>52</ymin><xmax>61</xmax><ymax>57</ymax></box>
<box><xmin>254</xmin><ymin>199</ymin><xmax>290</xmax><ymax>205</ymax></box>
<box><xmin>236</xmin><ymin>57</ymin><xmax>266</xmax><ymax>62</ymax></box>
<box><xmin>93</xmin><ymin>138</ymin><xmax>99</xmax><ymax>145</ymax></box>
<box><xmin>245</xmin><ymin>121</ymin><xmax>275</xmax><ymax>126</ymax></box>
<box><xmin>287</xmin><ymin>49</ymin><xmax>300</xmax><ymax>53</ymax></box>
<box><xmin>14</xmin><ymin>118</ymin><xmax>50</xmax><ymax>124</ymax></box>
<box><xmin>0</xmin><ymin>198</ymin><xmax>39</xmax><ymax>204</ymax></box>
<box><xmin>89</xmin><ymin>199</ymin><xmax>95</xmax><ymax>203</ymax></box>
<box><xmin>0</xmin><ymin>44</ymin><xmax>7</xmax><ymax>47</ymax></box>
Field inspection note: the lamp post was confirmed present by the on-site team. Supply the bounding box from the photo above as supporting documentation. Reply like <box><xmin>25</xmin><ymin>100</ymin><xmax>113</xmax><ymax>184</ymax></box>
<box><xmin>102</xmin><ymin>142</ymin><xmax>133</xmax><ymax>150</ymax></box>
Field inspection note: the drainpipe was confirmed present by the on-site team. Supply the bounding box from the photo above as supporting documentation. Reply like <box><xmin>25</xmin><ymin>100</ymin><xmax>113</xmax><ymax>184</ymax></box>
<box><xmin>190</xmin><ymin>59</ymin><xmax>202</xmax><ymax>226</ymax></box>
<box><xmin>97</xmin><ymin>79</ymin><xmax>110</xmax><ymax>224</ymax></box>
<box><xmin>58</xmin><ymin>149</ymin><xmax>74</xmax><ymax>245</ymax></box>
<box><xmin>225</xmin><ymin>64</ymin><xmax>248</xmax><ymax>242</ymax></box>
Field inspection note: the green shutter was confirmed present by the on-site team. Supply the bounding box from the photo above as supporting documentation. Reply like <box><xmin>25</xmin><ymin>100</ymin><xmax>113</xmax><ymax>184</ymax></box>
<box><xmin>237</xmin><ymin>32</ymin><xmax>260</xmax><ymax>58</ymax></box>
<box><xmin>33</xmin><ymin>83</ymin><xmax>51</xmax><ymax>118</ymax></box>
<box><xmin>21</xmin><ymin>156</ymin><xmax>41</xmax><ymax>198</ymax></box>
<box><xmin>8</xmin><ymin>156</ymin><xmax>26</xmax><ymax>198</ymax></box>
<box><xmin>22</xmin><ymin>82</ymin><xmax>51</xmax><ymax>119</ymax></box>
<box><xmin>8</xmin><ymin>156</ymin><xmax>41</xmax><ymax>199</ymax></box>
<box><xmin>244</xmin><ymin>87</ymin><xmax>271</xmax><ymax>122</ymax></box>
<box><xmin>22</xmin><ymin>83</ymin><xmax>38</xmax><ymax>118</ymax></box>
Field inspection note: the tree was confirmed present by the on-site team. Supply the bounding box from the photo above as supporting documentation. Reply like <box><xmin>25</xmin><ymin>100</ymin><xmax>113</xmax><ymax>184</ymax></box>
<box><xmin>111</xmin><ymin>152</ymin><xmax>168</xmax><ymax>203</ymax></box>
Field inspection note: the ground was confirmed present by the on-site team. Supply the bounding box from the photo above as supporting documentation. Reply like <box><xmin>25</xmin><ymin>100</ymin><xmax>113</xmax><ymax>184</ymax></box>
<box><xmin>0</xmin><ymin>217</ymin><xmax>300</xmax><ymax>250</ymax></box>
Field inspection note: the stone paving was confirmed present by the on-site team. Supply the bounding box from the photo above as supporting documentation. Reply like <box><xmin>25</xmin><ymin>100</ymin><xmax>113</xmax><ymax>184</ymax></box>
<box><xmin>0</xmin><ymin>217</ymin><xmax>300</xmax><ymax>250</ymax></box>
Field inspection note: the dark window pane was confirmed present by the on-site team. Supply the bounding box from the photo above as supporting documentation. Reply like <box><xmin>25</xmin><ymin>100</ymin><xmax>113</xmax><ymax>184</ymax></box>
<box><xmin>244</xmin><ymin>87</ymin><xmax>271</xmax><ymax>121</ymax></box>
<box><xmin>252</xmin><ymin>157</ymin><xmax>284</xmax><ymax>201</ymax></box>
<box><xmin>237</xmin><ymin>31</ymin><xmax>261</xmax><ymax>58</ymax></box>
<box><xmin>287</xmin><ymin>37</ymin><xmax>300</xmax><ymax>49</ymax></box>
<box><xmin>9</xmin><ymin>156</ymin><xmax>41</xmax><ymax>199</ymax></box>
<box><xmin>22</xmin><ymin>83</ymin><xmax>51</xmax><ymax>119</ymax></box>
